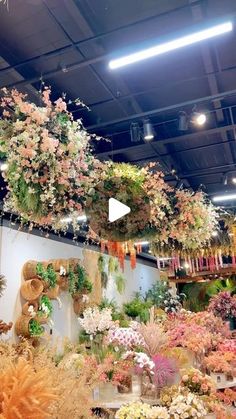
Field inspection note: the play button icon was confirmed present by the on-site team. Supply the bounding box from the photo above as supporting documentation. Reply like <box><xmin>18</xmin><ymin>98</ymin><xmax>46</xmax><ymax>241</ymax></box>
<box><xmin>86</xmin><ymin>173</ymin><xmax>150</xmax><ymax>242</ymax></box>
<box><xmin>108</xmin><ymin>198</ymin><xmax>130</xmax><ymax>223</ymax></box>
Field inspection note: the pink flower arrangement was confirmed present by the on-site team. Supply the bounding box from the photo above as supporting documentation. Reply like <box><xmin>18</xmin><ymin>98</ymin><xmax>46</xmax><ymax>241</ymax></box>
<box><xmin>218</xmin><ymin>340</ymin><xmax>236</xmax><ymax>355</ymax></box>
<box><xmin>106</xmin><ymin>326</ymin><xmax>145</xmax><ymax>350</ymax></box>
<box><xmin>208</xmin><ymin>292</ymin><xmax>236</xmax><ymax>321</ymax></box>
<box><xmin>169</xmin><ymin>190</ymin><xmax>218</xmax><ymax>250</ymax></box>
<box><xmin>168</xmin><ymin>322</ymin><xmax>212</xmax><ymax>355</ymax></box>
<box><xmin>181</xmin><ymin>368</ymin><xmax>215</xmax><ymax>396</ymax></box>
<box><xmin>151</xmin><ymin>354</ymin><xmax>177</xmax><ymax>388</ymax></box>
<box><xmin>0</xmin><ymin>87</ymin><xmax>100</xmax><ymax>230</ymax></box>
<box><xmin>204</xmin><ymin>351</ymin><xmax>235</xmax><ymax>374</ymax></box>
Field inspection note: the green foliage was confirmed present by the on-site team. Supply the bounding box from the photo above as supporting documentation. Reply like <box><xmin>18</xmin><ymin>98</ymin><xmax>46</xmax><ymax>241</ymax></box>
<box><xmin>38</xmin><ymin>295</ymin><xmax>53</xmax><ymax>317</ymax></box>
<box><xmin>123</xmin><ymin>296</ymin><xmax>152</xmax><ymax>322</ymax></box>
<box><xmin>183</xmin><ymin>278</ymin><xmax>236</xmax><ymax>312</ymax></box>
<box><xmin>99</xmin><ymin>298</ymin><xmax>118</xmax><ymax>312</ymax></box>
<box><xmin>97</xmin><ymin>254</ymin><xmax>105</xmax><ymax>273</ymax></box>
<box><xmin>115</xmin><ymin>273</ymin><xmax>126</xmax><ymax>295</ymax></box>
<box><xmin>145</xmin><ymin>281</ymin><xmax>169</xmax><ymax>306</ymax></box>
<box><xmin>99</xmin><ymin>298</ymin><xmax>129</xmax><ymax>326</ymax></box>
<box><xmin>108</xmin><ymin>257</ymin><xmax>119</xmax><ymax>275</ymax></box>
<box><xmin>47</xmin><ymin>264</ymin><xmax>57</xmax><ymax>288</ymax></box>
<box><xmin>29</xmin><ymin>319</ymin><xmax>44</xmax><ymax>337</ymax></box>
<box><xmin>68</xmin><ymin>264</ymin><xmax>93</xmax><ymax>295</ymax></box>
<box><xmin>36</xmin><ymin>263</ymin><xmax>56</xmax><ymax>288</ymax></box>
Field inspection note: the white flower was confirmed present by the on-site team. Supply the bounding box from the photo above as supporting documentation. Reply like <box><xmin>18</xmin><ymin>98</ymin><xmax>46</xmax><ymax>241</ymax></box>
<box><xmin>28</xmin><ymin>304</ymin><xmax>36</xmax><ymax>317</ymax></box>
<box><xmin>79</xmin><ymin>307</ymin><xmax>113</xmax><ymax>335</ymax></box>
<box><xmin>60</xmin><ymin>265</ymin><xmax>66</xmax><ymax>276</ymax></box>
<box><xmin>82</xmin><ymin>294</ymin><xmax>90</xmax><ymax>303</ymax></box>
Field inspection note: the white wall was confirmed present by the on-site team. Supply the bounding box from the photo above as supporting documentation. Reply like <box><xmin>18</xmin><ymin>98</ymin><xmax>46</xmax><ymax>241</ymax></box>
<box><xmin>0</xmin><ymin>226</ymin><xmax>159</xmax><ymax>342</ymax></box>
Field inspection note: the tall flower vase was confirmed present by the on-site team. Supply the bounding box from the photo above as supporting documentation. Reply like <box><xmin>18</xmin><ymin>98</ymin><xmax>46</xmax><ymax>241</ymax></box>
<box><xmin>132</xmin><ymin>374</ymin><xmax>142</xmax><ymax>397</ymax></box>
<box><xmin>140</xmin><ymin>375</ymin><xmax>161</xmax><ymax>404</ymax></box>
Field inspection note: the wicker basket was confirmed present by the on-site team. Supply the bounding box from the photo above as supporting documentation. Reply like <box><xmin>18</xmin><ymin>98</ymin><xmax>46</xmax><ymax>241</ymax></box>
<box><xmin>15</xmin><ymin>315</ymin><xmax>31</xmax><ymax>337</ymax></box>
<box><xmin>73</xmin><ymin>296</ymin><xmax>87</xmax><ymax>315</ymax></box>
<box><xmin>22</xmin><ymin>261</ymin><xmax>38</xmax><ymax>280</ymax></box>
<box><xmin>50</xmin><ymin>259</ymin><xmax>70</xmax><ymax>273</ymax></box>
<box><xmin>20</xmin><ymin>278</ymin><xmax>43</xmax><ymax>301</ymax></box>
<box><xmin>35</xmin><ymin>314</ymin><xmax>48</xmax><ymax>324</ymax></box>
<box><xmin>45</xmin><ymin>284</ymin><xmax>60</xmax><ymax>299</ymax></box>
<box><xmin>68</xmin><ymin>258</ymin><xmax>80</xmax><ymax>271</ymax></box>
<box><xmin>22</xmin><ymin>300</ymin><xmax>39</xmax><ymax>316</ymax></box>
<box><xmin>56</xmin><ymin>273</ymin><xmax>69</xmax><ymax>291</ymax></box>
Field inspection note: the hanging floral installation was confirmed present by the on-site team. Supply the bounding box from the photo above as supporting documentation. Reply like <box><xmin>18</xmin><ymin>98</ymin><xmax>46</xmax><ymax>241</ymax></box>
<box><xmin>0</xmin><ymin>86</ymin><xmax>222</xmax><ymax>269</ymax></box>
<box><xmin>0</xmin><ymin>87</ymin><xmax>100</xmax><ymax>231</ymax></box>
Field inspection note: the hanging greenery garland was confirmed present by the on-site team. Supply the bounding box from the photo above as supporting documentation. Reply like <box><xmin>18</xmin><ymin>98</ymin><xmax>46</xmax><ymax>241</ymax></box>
<box><xmin>0</xmin><ymin>87</ymin><xmax>100</xmax><ymax>230</ymax></box>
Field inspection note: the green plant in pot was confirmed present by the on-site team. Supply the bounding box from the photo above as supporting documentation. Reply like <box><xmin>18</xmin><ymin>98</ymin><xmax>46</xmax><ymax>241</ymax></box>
<box><xmin>36</xmin><ymin>263</ymin><xmax>57</xmax><ymax>289</ymax></box>
<box><xmin>124</xmin><ymin>294</ymin><xmax>152</xmax><ymax>322</ymax></box>
<box><xmin>68</xmin><ymin>264</ymin><xmax>92</xmax><ymax>297</ymax></box>
<box><xmin>37</xmin><ymin>295</ymin><xmax>53</xmax><ymax>319</ymax></box>
<box><xmin>29</xmin><ymin>318</ymin><xmax>44</xmax><ymax>337</ymax></box>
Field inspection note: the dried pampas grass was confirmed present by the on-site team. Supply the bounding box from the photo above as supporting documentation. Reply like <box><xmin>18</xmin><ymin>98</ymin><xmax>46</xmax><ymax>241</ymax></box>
<box><xmin>0</xmin><ymin>340</ymin><xmax>107</xmax><ymax>419</ymax></box>
<box><xmin>137</xmin><ymin>311</ymin><xmax>167</xmax><ymax>356</ymax></box>
<box><xmin>0</xmin><ymin>357</ymin><xmax>57</xmax><ymax>419</ymax></box>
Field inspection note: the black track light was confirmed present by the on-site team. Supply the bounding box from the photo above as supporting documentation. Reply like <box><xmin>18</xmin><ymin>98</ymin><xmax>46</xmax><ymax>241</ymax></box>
<box><xmin>143</xmin><ymin>118</ymin><xmax>154</xmax><ymax>141</ymax></box>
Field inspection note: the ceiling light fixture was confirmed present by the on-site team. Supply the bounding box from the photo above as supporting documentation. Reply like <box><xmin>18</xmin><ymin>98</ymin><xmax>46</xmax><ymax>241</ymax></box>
<box><xmin>192</xmin><ymin>112</ymin><xmax>207</xmax><ymax>126</ymax></box>
<box><xmin>130</xmin><ymin>122</ymin><xmax>142</xmax><ymax>142</ymax></box>
<box><xmin>61</xmin><ymin>215</ymin><xmax>87</xmax><ymax>223</ymax></box>
<box><xmin>108</xmin><ymin>21</ymin><xmax>233</xmax><ymax>69</ymax></box>
<box><xmin>178</xmin><ymin>111</ymin><xmax>189</xmax><ymax>131</ymax></box>
<box><xmin>213</xmin><ymin>194</ymin><xmax>236</xmax><ymax>202</ymax></box>
<box><xmin>143</xmin><ymin>118</ymin><xmax>154</xmax><ymax>141</ymax></box>
<box><xmin>232</xmin><ymin>177</ymin><xmax>236</xmax><ymax>184</ymax></box>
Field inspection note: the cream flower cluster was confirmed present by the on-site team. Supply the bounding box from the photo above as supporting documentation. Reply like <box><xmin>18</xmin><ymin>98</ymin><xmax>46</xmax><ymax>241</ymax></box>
<box><xmin>168</xmin><ymin>392</ymin><xmax>207</xmax><ymax>418</ymax></box>
<box><xmin>115</xmin><ymin>402</ymin><xmax>169</xmax><ymax>419</ymax></box>
<box><xmin>79</xmin><ymin>307</ymin><xmax>113</xmax><ymax>335</ymax></box>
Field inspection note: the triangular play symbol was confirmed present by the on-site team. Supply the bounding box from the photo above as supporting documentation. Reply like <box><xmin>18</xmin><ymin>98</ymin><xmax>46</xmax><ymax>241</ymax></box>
<box><xmin>108</xmin><ymin>198</ymin><xmax>131</xmax><ymax>223</ymax></box>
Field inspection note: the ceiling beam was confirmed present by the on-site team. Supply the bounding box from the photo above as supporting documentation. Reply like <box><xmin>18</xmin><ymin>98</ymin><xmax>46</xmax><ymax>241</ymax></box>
<box><xmin>87</xmin><ymin>90</ymin><xmax>236</xmax><ymax>131</ymax></box>
<box><xmin>97</xmin><ymin>124</ymin><xmax>236</xmax><ymax>158</ymax></box>
<box><xmin>0</xmin><ymin>2</ymin><xmax>191</xmax><ymax>76</ymax></box>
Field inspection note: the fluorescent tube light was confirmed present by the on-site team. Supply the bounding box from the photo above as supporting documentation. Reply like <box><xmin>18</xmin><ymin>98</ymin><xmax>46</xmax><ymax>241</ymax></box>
<box><xmin>109</xmin><ymin>21</ymin><xmax>233</xmax><ymax>69</ymax></box>
<box><xmin>213</xmin><ymin>193</ymin><xmax>236</xmax><ymax>202</ymax></box>
<box><xmin>61</xmin><ymin>215</ymin><xmax>87</xmax><ymax>223</ymax></box>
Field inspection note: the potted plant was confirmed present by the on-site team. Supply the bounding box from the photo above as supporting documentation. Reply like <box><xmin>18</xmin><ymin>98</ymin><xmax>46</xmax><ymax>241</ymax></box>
<box><xmin>123</xmin><ymin>294</ymin><xmax>152</xmax><ymax>322</ymax></box>
<box><xmin>36</xmin><ymin>263</ymin><xmax>59</xmax><ymax>298</ymax></box>
<box><xmin>28</xmin><ymin>318</ymin><xmax>44</xmax><ymax>337</ymax></box>
<box><xmin>36</xmin><ymin>295</ymin><xmax>53</xmax><ymax>323</ymax></box>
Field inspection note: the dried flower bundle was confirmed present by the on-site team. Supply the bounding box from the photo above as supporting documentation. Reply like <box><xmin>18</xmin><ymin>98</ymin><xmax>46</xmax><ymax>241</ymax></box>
<box><xmin>137</xmin><ymin>315</ymin><xmax>167</xmax><ymax>356</ymax></box>
<box><xmin>0</xmin><ymin>357</ymin><xmax>57</xmax><ymax>418</ymax></box>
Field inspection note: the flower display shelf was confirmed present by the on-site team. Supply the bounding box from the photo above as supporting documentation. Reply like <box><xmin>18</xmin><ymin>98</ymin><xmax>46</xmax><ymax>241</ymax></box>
<box><xmin>210</xmin><ymin>372</ymin><xmax>236</xmax><ymax>389</ymax></box>
<box><xmin>168</xmin><ymin>266</ymin><xmax>236</xmax><ymax>283</ymax></box>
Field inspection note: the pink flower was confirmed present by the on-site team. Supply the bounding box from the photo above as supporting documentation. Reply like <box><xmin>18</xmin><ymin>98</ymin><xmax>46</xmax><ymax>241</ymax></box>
<box><xmin>192</xmin><ymin>376</ymin><xmax>199</xmax><ymax>383</ymax></box>
<box><xmin>201</xmin><ymin>383</ymin><xmax>208</xmax><ymax>392</ymax></box>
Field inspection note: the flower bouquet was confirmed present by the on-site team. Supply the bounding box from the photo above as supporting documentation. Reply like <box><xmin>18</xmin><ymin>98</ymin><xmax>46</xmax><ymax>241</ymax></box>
<box><xmin>115</xmin><ymin>401</ymin><xmax>169</xmax><ymax>419</ymax></box>
<box><xmin>181</xmin><ymin>368</ymin><xmax>215</xmax><ymax>396</ymax></box>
